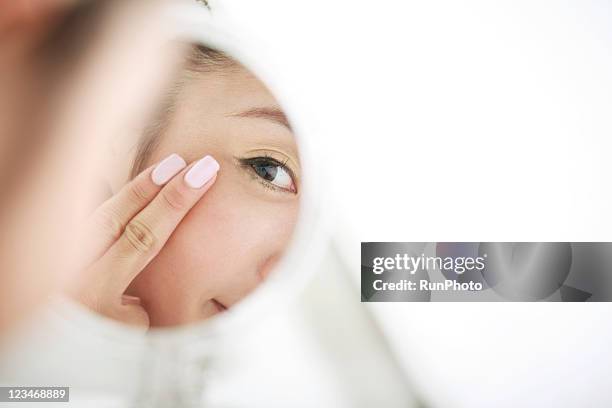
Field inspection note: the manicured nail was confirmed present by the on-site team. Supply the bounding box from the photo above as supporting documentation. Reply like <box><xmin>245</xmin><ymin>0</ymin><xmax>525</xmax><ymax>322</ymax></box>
<box><xmin>184</xmin><ymin>155</ymin><xmax>220</xmax><ymax>189</ymax></box>
<box><xmin>151</xmin><ymin>153</ymin><xmax>187</xmax><ymax>185</ymax></box>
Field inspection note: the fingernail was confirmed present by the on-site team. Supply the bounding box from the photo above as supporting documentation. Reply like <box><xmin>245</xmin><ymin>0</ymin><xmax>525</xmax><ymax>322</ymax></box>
<box><xmin>121</xmin><ymin>295</ymin><xmax>142</xmax><ymax>306</ymax></box>
<box><xmin>184</xmin><ymin>155</ymin><xmax>220</xmax><ymax>189</ymax></box>
<box><xmin>151</xmin><ymin>153</ymin><xmax>187</xmax><ymax>185</ymax></box>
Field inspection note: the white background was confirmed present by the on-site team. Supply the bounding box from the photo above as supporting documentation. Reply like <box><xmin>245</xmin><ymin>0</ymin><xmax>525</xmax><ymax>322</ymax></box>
<box><xmin>2</xmin><ymin>2</ymin><xmax>609</xmax><ymax>407</ymax></box>
<box><xmin>215</xmin><ymin>1</ymin><xmax>612</xmax><ymax>407</ymax></box>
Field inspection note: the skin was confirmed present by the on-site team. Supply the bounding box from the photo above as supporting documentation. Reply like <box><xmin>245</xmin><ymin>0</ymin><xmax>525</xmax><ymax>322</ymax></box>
<box><xmin>0</xmin><ymin>0</ymin><xmax>177</xmax><ymax>333</ymax></box>
<box><xmin>124</xmin><ymin>65</ymin><xmax>301</xmax><ymax>327</ymax></box>
<box><xmin>72</xmin><ymin>159</ymin><xmax>218</xmax><ymax>327</ymax></box>
<box><xmin>2</xmin><ymin>0</ymin><xmax>295</xmax><ymax>332</ymax></box>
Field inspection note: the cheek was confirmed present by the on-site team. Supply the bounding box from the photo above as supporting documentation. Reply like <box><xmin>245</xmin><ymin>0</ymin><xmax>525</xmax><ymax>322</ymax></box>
<box><xmin>177</xmin><ymin>180</ymin><xmax>299</xmax><ymax>289</ymax></box>
<box><xmin>133</xmin><ymin>174</ymin><xmax>300</xmax><ymax>307</ymax></box>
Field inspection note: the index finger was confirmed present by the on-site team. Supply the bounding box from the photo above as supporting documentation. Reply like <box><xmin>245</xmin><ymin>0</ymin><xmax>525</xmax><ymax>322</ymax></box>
<box><xmin>94</xmin><ymin>155</ymin><xmax>220</xmax><ymax>292</ymax></box>
<box><xmin>81</xmin><ymin>153</ymin><xmax>187</xmax><ymax>266</ymax></box>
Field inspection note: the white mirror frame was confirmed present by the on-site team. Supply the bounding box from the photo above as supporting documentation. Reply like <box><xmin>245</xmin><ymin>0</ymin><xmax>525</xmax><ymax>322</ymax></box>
<box><xmin>53</xmin><ymin>0</ymin><xmax>331</xmax><ymax>351</ymax></box>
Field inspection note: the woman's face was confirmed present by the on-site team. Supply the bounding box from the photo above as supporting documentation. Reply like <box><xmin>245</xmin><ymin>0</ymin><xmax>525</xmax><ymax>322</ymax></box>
<box><xmin>126</xmin><ymin>64</ymin><xmax>300</xmax><ymax>327</ymax></box>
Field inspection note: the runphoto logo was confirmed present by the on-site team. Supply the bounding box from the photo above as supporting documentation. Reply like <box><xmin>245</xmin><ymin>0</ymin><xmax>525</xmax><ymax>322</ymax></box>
<box><xmin>372</xmin><ymin>253</ymin><xmax>487</xmax><ymax>275</ymax></box>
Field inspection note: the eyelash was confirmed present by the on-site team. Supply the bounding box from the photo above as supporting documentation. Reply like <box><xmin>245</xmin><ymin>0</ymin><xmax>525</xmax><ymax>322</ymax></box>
<box><xmin>238</xmin><ymin>155</ymin><xmax>298</xmax><ymax>194</ymax></box>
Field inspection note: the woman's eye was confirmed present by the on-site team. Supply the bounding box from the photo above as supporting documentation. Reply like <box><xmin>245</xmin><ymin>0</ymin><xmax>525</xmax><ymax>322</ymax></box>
<box><xmin>239</xmin><ymin>156</ymin><xmax>297</xmax><ymax>193</ymax></box>
<box><xmin>250</xmin><ymin>161</ymin><xmax>296</xmax><ymax>193</ymax></box>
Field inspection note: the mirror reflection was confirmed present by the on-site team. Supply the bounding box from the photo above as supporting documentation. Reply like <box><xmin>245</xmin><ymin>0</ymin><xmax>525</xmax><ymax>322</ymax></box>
<box><xmin>73</xmin><ymin>42</ymin><xmax>300</xmax><ymax>327</ymax></box>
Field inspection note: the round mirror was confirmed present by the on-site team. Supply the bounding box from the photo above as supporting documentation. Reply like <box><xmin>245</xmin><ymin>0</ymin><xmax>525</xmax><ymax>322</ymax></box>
<box><xmin>64</xmin><ymin>1</ymin><xmax>324</xmax><ymax>331</ymax></box>
<box><xmin>0</xmin><ymin>4</ymin><xmax>329</xmax><ymax>405</ymax></box>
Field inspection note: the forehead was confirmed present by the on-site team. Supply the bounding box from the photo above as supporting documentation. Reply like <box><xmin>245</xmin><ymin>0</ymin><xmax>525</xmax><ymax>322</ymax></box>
<box><xmin>154</xmin><ymin>64</ymin><xmax>298</xmax><ymax>163</ymax></box>
<box><xmin>179</xmin><ymin>66</ymin><xmax>280</xmax><ymax>115</ymax></box>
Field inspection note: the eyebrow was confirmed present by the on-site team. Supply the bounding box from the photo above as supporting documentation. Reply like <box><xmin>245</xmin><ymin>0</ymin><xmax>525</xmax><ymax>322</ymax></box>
<box><xmin>231</xmin><ymin>107</ymin><xmax>292</xmax><ymax>130</ymax></box>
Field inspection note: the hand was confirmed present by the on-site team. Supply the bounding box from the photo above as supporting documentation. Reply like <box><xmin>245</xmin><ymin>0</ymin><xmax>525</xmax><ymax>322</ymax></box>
<box><xmin>70</xmin><ymin>154</ymin><xmax>220</xmax><ymax>327</ymax></box>
<box><xmin>0</xmin><ymin>0</ymin><xmax>183</xmax><ymax>334</ymax></box>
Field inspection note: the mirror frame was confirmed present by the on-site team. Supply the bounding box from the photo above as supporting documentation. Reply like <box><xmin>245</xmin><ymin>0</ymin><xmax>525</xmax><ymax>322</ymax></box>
<box><xmin>54</xmin><ymin>0</ymin><xmax>331</xmax><ymax>349</ymax></box>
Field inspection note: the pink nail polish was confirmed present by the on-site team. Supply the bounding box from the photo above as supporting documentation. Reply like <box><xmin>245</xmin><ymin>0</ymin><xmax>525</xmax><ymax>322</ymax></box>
<box><xmin>151</xmin><ymin>153</ymin><xmax>187</xmax><ymax>185</ymax></box>
<box><xmin>184</xmin><ymin>155</ymin><xmax>220</xmax><ymax>188</ymax></box>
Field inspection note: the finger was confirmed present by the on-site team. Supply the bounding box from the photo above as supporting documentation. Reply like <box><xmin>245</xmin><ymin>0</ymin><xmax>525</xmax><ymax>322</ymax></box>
<box><xmin>0</xmin><ymin>0</ymin><xmax>73</xmax><ymax>34</ymax></box>
<box><xmin>0</xmin><ymin>0</ymin><xmax>178</xmax><ymax>333</ymax></box>
<box><xmin>82</xmin><ymin>153</ymin><xmax>187</xmax><ymax>264</ymax></box>
<box><xmin>94</xmin><ymin>155</ymin><xmax>220</xmax><ymax>292</ymax></box>
<box><xmin>118</xmin><ymin>303</ymin><xmax>149</xmax><ymax>328</ymax></box>
<box><xmin>121</xmin><ymin>294</ymin><xmax>142</xmax><ymax>306</ymax></box>
<box><xmin>105</xmin><ymin>300</ymin><xmax>149</xmax><ymax>328</ymax></box>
